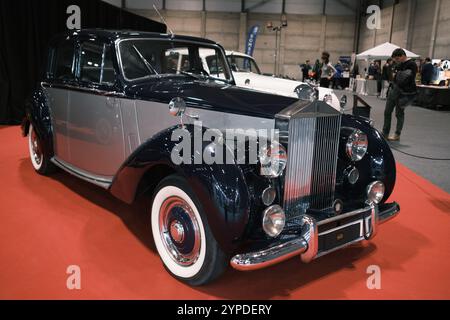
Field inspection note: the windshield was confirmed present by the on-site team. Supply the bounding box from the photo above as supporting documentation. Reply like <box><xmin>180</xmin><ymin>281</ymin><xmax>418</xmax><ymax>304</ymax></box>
<box><xmin>118</xmin><ymin>39</ymin><xmax>232</xmax><ymax>83</ymax></box>
<box><xmin>227</xmin><ymin>55</ymin><xmax>261</xmax><ymax>74</ymax></box>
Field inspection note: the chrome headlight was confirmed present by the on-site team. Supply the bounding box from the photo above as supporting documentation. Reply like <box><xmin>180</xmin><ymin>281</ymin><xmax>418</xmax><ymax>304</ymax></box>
<box><xmin>295</xmin><ymin>84</ymin><xmax>317</xmax><ymax>101</ymax></box>
<box><xmin>367</xmin><ymin>181</ymin><xmax>385</xmax><ymax>204</ymax></box>
<box><xmin>262</xmin><ymin>205</ymin><xmax>286</xmax><ymax>237</ymax></box>
<box><xmin>259</xmin><ymin>141</ymin><xmax>287</xmax><ymax>178</ymax></box>
<box><xmin>346</xmin><ymin>129</ymin><xmax>368</xmax><ymax>161</ymax></box>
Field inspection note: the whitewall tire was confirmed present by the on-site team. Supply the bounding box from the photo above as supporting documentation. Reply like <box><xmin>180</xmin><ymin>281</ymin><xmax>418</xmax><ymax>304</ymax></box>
<box><xmin>151</xmin><ymin>175</ymin><xmax>227</xmax><ymax>285</ymax></box>
<box><xmin>28</xmin><ymin>124</ymin><xmax>55</xmax><ymax>175</ymax></box>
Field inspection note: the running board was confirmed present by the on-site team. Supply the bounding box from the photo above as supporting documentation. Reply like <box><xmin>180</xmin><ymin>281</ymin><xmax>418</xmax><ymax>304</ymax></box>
<box><xmin>51</xmin><ymin>157</ymin><xmax>113</xmax><ymax>189</ymax></box>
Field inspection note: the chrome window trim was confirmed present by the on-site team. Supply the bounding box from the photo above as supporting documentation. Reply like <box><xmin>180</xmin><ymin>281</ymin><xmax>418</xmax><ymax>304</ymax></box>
<box><xmin>41</xmin><ymin>82</ymin><xmax>125</xmax><ymax>98</ymax></box>
<box><xmin>79</xmin><ymin>41</ymin><xmax>117</xmax><ymax>87</ymax></box>
<box><xmin>115</xmin><ymin>37</ymin><xmax>234</xmax><ymax>84</ymax></box>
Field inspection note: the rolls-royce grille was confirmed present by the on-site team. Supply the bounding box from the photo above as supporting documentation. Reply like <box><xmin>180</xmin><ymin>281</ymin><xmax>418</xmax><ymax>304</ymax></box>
<box><xmin>283</xmin><ymin>115</ymin><xmax>341</xmax><ymax>220</ymax></box>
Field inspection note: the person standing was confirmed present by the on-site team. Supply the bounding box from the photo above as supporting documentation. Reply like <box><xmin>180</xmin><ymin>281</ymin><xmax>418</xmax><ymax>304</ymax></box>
<box><xmin>312</xmin><ymin>59</ymin><xmax>321</xmax><ymax>82</ymax></box>
<box><xmin>380</xmin><ymin>58</ymin><xmax>393</xmax><ymax>99</ymax></box>
<box><xmin>382</xmin><ymin>49</ymin><xmax>418</xmax><ymax>141</ymax></box>
<box><xmin>320</xmin><ymin>51</ymin><xmax>336</xmax><ymax>88</ymax></box>
<box><xmin>374</xmin><ymin>61</ymin><xmax>382</xmax><ymax>95</ymax></box>
<box><xmin>301</xmin><ymin>60</ymin><xmax>312</xmax><ymax>81</ymax></box>
<box><xmin>421</xmin><ymin>57</ymin><xmax>434</xmax><ymax>85</ymax></box>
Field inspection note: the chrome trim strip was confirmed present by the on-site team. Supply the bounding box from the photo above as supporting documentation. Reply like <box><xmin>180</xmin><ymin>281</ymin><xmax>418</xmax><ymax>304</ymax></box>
<box><xmin>41</xmin><ymin>82</ymin><xmax>125</xmax><ymax>98</ymax></box>
<box><xmin>318</xmin><ymin>219</ymin><xmax>364</xmax><ymax>237</ymax></box>
<box><xmin>51</xmin><ymin>157</ymin><xmax>112</xmax><ymax>189</ymax></box>
<box><xmin>317</xmin><ymin>206</ymin><xmax>372</xmax><ymax>226</ymax></box>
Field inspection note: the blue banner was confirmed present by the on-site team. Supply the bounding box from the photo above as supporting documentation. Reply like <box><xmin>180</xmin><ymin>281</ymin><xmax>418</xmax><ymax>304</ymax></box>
<box><xmin>245</xmin><ymin>25</ymin><xmax>260</xmax><ymax>57</ymax></box>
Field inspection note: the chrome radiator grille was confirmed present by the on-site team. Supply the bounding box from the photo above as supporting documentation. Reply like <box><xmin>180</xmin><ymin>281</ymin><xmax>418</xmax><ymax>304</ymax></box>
<box><xmin>283</xmin><ymin>114</ymin><xmax>341</xmax><ymax>220</ymax></box>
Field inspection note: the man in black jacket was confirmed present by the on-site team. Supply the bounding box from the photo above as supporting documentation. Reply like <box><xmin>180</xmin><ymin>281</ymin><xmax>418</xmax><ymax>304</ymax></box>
<box><xmin>421</xmin><ymin>57</ymin><xmax>434</xmax><ymax>85</ymax></box>
<box><xmin>382</xmin><ymin>49</ymin><xmax>418</xmax><ymax>141</ymax></box>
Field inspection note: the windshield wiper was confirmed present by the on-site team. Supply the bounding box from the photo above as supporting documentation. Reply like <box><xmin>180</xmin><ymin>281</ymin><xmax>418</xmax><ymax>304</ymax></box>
<box><xmin>132</xmin><ymin>45</ymin><xmax>160</xmax><ymax>77</ymax></box>
<box><xmin>179</xmin><ymin>70</ymin><xmax>203</xmax><ymax>80</ymax></box>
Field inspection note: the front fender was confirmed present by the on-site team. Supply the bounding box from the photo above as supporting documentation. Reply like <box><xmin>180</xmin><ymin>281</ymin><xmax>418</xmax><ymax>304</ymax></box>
<box><xmin>110</xmin><ymin>125</ymin><xmax>251</xmax><ymax>253</ymax></box>
<box><xmin>23</xmin><ymin>88</ymin><xmax>54</xmax><ymax>158</ymax></box>
<box><xmin>340</xmin><ymin>114</ymin><xmax>396</xmax><ymax>203</ymax></box>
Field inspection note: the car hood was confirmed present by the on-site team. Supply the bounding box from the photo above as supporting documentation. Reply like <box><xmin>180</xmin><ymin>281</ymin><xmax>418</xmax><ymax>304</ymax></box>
<box><xmin>125</xmin><ymin>77</ymin><xmax>298</xmax><ymax>119</ymax></box>
<box><xmin>233</xmin><ymin>72</ymin><xmax>300</xmax><ymax>96</ymax></box>
<box><xmin>233</xmin><ymin>72</ymin><xmax>341</xmax><ymax>111</ymax></box>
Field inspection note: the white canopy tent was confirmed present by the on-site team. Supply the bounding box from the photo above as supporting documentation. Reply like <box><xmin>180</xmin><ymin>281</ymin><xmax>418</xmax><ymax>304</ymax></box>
<box><xmin>357</xmin><ymin>42</ymin><xmax>420</xmax><ymax>60</ymax></box>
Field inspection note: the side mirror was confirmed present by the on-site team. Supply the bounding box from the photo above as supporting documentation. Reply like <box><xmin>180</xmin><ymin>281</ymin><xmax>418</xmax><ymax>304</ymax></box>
<box><xmin>169</xmin><ymin>97</ymin><xmax>186</xmax><ymax>117</ymax></box>
<box><xmin>230</xmin><ymin>63</ymin><xmax>238</xmax><ymax>72</ymax></box>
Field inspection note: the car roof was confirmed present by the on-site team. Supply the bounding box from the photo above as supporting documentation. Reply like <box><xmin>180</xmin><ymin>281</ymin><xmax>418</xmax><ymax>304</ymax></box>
<box><xmin>225</xmin><ymin>51</ymin><xmax>253</xmax><ymax>59</ymax></box>
<box><xmin>50</xmin><ymin>29</ymin><xmax>219</xmax><ymax>46</ymax></box>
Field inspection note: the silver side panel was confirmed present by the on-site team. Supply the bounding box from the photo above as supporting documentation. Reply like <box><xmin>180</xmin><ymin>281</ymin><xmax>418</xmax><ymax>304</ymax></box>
<box><xmin>283</xmin><ymin>114</ymin><xmax>341</xmax><ymax>220</ymax></box>
<box><xmin>45</xmin><ymin>87</ymin><xmax>71</xmax><ymax>162</ymax></box>
<box><xmin>68</xmin><ymin>91</ymin><xmax>125</xmax><ymax>176</ymax></box>
<box><xmin>46</xmin><ymin>85</ymin><xmax>276</xmax><ymax>181</ymax></box>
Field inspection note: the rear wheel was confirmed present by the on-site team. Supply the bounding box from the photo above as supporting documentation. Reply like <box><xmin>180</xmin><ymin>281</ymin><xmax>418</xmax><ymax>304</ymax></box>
<box><xmin>28</xmin><ymin>124</ymin><xmax>56</xmax><ymax>175</ymax></box>
<box><xmin>150</xmin><ymin>175</ymin><xmax>227</xmax><ymax>286</ymax></box>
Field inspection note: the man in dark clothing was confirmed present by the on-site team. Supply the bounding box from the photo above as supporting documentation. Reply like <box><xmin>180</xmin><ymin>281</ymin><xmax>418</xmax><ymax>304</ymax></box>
<box><xmin>301</xmin><ymin>60</ymin><xmax>312</xmax><ymax>81</ymax></box>
<box><xmin>382</xmin><ymin>48</ymin><xmax>418</xmax><ymax>141</ymax></box>
<box><xmin>380</xmin><ymin>59</ymin><xmax>393</xmax><ymax>99</ymax></box>
<box><xmin>421</xmin><ymin>57</ymin><xmax>434</xmax><ymax>85</ymax></box>
<box><xmin>382</xmin><ymin>58</ymin><xmax>393</xmax><ymax>82</ymax></box>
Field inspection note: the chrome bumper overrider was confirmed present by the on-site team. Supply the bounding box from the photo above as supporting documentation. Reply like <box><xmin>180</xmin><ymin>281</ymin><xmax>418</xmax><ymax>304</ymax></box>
<box><xmin>230</xmin><ymin>202</ymin><xmax>400</xmax><ymax>271</ymax></box>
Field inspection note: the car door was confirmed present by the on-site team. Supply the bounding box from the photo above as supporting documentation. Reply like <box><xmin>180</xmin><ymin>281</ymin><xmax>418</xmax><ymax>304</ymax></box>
<box><xmin>67</xmin><ymin>40</ymin><xmax>125</xmax><ymax>178</ymax></box>
<box><xmin>44</xmin><ymin>38</ymin><xmax>77</xmax><ymax>163</ymax></box>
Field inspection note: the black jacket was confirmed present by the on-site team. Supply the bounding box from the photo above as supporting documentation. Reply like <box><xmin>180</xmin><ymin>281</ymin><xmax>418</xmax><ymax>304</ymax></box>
<box><xmin>421</xmin><ymin>63</ymin><xmax>434</xmax><ymax>84</ymax></box>
<box><xmin>394</xmin><ymin>59</ymin><xmax>417</xmax><ymax>94</ymax></box>
<box><xmin>382</xmin><ymin>64</ymin><xmax>393</xmax><ymax>81</ymax></box>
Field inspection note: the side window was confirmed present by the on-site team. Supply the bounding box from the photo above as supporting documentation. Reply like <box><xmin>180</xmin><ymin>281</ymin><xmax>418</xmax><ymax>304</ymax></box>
<box><xmin>52</xmin><ymin>40</ymin><xmax>75</xmax><ymax>81</ymax></box>
<box><xmin>80</xmin><ymin>42</ymin><xmax>116</xmax><ymax>85</ymax></box>
<box><xmin>206</xmin><ymin>55</ymin><xmax>226</xmax><ymax>79</ymax></box>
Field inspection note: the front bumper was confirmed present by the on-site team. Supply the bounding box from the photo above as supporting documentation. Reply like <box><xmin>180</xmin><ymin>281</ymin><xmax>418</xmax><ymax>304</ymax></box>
<box><xmin>230</xmin><ymin>202</ymin><xmax>400</xmax><ymax>271</ymax></box>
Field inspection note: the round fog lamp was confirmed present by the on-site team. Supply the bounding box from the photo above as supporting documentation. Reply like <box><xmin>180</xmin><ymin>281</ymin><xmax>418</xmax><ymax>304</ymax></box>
<box><xmin>367</xmin><ymin>181</ymin><xmax>385</xmax><ymax>204</ymax></box>
<box><xmin>261</xmin><ymin>187</ymin><xmax>276</xmax><ymax>206</ymax></box>
<box><xmin>262</xmin><ymin>205</ymin><xmax>286</xmax><ymax>238</ymax></box>
<box><xmin>346</xmin><ymin>167</ymin><xmax>359</xmax><ymax>185</ymax></box>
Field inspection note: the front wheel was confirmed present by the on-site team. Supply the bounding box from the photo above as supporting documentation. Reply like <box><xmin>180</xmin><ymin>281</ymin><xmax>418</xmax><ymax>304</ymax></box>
<box><xmin>28</xmin><ymin>124</ymin><xmax>56</xmax><ymax>175</ymax></box>
<box><xmin>151</xmin><ymin>175</ymin><xmax>227</xmax><ymax>286</ymax></box>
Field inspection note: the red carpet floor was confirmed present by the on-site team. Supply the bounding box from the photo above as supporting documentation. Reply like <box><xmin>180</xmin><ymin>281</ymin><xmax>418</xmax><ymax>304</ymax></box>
<box><xmin>0</xmin><ymin>125</ymin><xmax>449</xmax><ymax>300</ymax></box>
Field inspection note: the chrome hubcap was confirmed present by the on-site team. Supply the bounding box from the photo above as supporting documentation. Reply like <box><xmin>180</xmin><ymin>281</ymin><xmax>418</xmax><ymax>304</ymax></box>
<box><xmin>169</xmin><ymin>220</ymin><xmax>185</xmax><ymax>244</ymax></box>
<box><xmin>159</xmin><ymin>196</ymin><xmax>201</xmax><ymax>266</ymax></box>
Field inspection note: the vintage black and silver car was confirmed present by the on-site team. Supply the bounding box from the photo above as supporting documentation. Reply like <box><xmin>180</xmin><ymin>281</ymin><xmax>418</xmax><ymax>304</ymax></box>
<box><xmin>22</xmin><ymin>29</ymin><xmax>400</xmax><ymax>286</ymax></box>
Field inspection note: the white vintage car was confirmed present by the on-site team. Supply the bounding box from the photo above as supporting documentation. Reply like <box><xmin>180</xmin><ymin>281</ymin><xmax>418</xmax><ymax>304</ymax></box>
<box><xmin>224</xmin><ymin>51</ymin><xmax>343</xmax><ymax>111</ymax></box>
<box><xmin>170</xmin><ymin>48</ymin><xmax>344</xmax><ymax>111</ymax></box>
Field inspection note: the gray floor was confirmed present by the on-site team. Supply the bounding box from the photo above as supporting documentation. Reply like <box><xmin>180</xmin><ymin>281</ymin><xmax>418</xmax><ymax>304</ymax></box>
<box><xmin>335</xmin><ymin>90</ymin><xmax>450</xmax><ymax>193</ymax></box>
